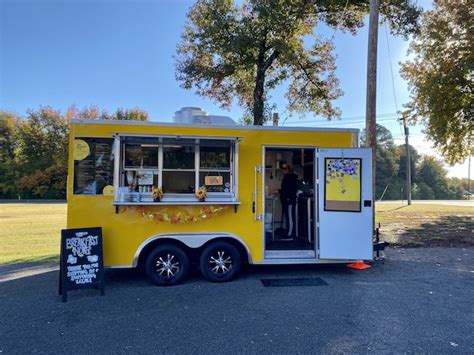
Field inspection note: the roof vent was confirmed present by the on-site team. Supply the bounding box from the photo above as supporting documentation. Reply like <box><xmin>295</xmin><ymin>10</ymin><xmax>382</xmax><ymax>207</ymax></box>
<box><xmin>173</xmin><ymin>107</ymin><xmax>236</xmax><ymax>125</ymax></box>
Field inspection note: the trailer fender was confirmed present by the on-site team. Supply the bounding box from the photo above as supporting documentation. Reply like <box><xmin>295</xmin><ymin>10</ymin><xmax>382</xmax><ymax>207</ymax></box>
<box><xmin>133</xmin><ymin>232</ymin><xmax>252</xmax><ymax>267</ymax></box>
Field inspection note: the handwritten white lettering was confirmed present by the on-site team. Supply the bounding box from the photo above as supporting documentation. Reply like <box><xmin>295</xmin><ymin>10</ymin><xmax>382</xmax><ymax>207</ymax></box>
<box><xmin>66</xmin><ymin>235</ymin><xmax>98</xmax><ymax>257</ymax></box>
<box><xmin>66</xmin><ymin>263</ymin><xmax>99</xmax><ymax>285</ymax></box>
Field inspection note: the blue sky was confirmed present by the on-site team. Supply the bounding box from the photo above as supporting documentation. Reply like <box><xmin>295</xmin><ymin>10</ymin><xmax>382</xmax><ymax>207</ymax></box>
<box><xmin>0</xmin><ymin>0</ymin><xmax>470</xmax><ymax>178</ymax></box>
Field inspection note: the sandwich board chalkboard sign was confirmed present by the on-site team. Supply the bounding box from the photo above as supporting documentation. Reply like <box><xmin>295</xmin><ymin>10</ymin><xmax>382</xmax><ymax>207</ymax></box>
<box><xmin>59</xmin><ymin>227</ymin><xmax>105</xmax><ymax>302</ymax></box>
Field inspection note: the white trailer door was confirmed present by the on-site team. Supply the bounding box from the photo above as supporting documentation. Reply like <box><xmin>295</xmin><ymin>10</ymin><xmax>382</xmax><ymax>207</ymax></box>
<box><xmin>318</xmin><ymin>148</ymin><xmax>373</xmax><ymax>260</ymax></box>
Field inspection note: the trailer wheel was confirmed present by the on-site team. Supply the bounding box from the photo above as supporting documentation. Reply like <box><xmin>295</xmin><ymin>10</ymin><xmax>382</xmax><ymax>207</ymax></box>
<box><xmin>145</xmin><ymin>244</ymin><xmax>190</xmax><ymax>286</ymax></box>
<box><xmin>199</xmin><ymin>241</ymin><xmax>241</xmax><ymax>283</ymax></box>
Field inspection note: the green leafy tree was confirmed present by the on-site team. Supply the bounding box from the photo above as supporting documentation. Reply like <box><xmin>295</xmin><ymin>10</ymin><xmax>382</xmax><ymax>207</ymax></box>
<box><xmin>413</xmin><ymin>181</ymin><xmax>435</xmax><ymax>200</ymax></box>
<box><xmin>14</xmin><ymin>107</ymin><xmax>69</xmax><ymax>198</ymax></box>
<box><xmin>400</xmin><ymin>0</ymin><xmax>473</xmax><ymax>164</ymax></box>
<box><xmin>417</xmin><ymin>156</ymin><xmax>450</xmax><ymax>199</ymax></box>
<box><xmin>14</xmin><ymin>107</ymin><xmax>69</xmax><ymax>175</ymax></box>
<box><xmin>362</xmin><ymin>124</ymin><xmax>399</xmax><ymax>199</ymax></box>
<box><xmin>457</xmin><ymin>178</ymin><xmax>472</xmax><ymax>194</ymax></box>
<box><xmin>0</xmin><ymin>112</ymin><xmax>21</xmax><ymax>198</ymax></box>
<box><xmin>446</xmin><ymin>177</ymin><xmax>465</xmax><ymax>199</ymax></box>
<box><xmin>395</xmin><ymin>144</ymin><xmax>418</xmax><ymax>184</ymax></box>
<box><xmin>360</xmin><ymin>123</ymin><xmax>395</xmax><ymax>147</ymax></box>
<box><xmin>176</xmin><ymin>0</ymin><xmax>421</xmax><ymax>125</ymax></box>
<box><xmin>101</xmin><ymin>107</ymin><xmax>149</xmax><ymax>121</ymax></box>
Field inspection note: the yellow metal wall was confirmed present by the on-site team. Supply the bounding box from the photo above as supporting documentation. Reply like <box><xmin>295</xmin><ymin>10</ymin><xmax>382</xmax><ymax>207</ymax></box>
<box><xmin>67</xmin><ymin>122</ymin><xmax>354</xmax><ymax>266</ymax></box>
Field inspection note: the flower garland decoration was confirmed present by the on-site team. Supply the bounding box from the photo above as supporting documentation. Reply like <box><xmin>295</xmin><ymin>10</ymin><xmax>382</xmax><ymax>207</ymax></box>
<box><xmin>196</xmin><ymin>186</ymin><xmax>208</xmax><ymax>201</ymax></box>
<box><xmin>123</xmin><ymin>205</ymin><xmax>229</xmax><ymax>224</ymax></box>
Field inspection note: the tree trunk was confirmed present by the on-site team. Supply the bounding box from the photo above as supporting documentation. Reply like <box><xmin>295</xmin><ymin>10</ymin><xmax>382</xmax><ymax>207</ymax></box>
<box><xmin>253</xmin><ymin>67</ymin><xmax>265</xmax><ymax>125</ymax></box>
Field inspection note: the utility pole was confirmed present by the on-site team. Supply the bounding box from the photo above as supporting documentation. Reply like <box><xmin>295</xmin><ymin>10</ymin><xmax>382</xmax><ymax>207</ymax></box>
<box><xmin>402</xmin><ymin>116</ymin><xmax>412</xmax><ymax>205</ymax></box>
<box><xmin>366</xmin><ymin>0</ymin><xmax>379</xmax><ymax>221</ymax></box>
<box><xmin>468</xmin><ymin>133</ymin><xmax>473</xmax><ymax>196</ymax></box>
<box><xmin>468</xmin><ymin>154</ymin><xmax>471</xmax><ymax>194</ymax></box>
<box><xmin>272</xmin><ymin>112</ymin><xmax>279</xmax><ymax>127</ymax></box>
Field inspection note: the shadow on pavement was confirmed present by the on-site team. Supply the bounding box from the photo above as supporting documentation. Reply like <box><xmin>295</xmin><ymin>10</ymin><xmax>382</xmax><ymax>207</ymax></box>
<box><xmin>1</xmin><ymin>248</ymin><xmax>473</xmax><ymax>353</ymax></box>
<box><xmin>104</xmin><ymin>262</ymin><xmax>356</xmax><ymax>286</ymax></box>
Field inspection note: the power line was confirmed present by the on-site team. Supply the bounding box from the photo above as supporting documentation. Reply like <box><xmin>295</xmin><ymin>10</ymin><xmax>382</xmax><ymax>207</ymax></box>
<box><xmin>284</xmin><ymin>112</ymin><xmax>398</xmax><ymax>123</ymax></box>
<box><xmin>392</xmin><ymin>133</ymin><xmax>424</xmax><ymax>139</ymax></box>
<box><xmin>384</xmin><ymin>21</ymin><xmax>411</xmax><ymax>204</ymax></box>
<box><xmin>384</xmin><ymin>22</ymin><xmax>405</xmax><ymax>137</ymax></box>
<box><xmin>285</xmin><ymin>116</ymin><xmax>398</xmax><ymax>126</ymax></box>
<box><xmin>282</xmin><ymin>111</ymin><xmax>399</xmax><ymax>126</ymax></box>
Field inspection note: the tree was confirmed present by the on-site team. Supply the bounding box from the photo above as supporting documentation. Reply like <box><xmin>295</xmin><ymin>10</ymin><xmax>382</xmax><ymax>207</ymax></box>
<box><xmin>0</xmin><ymin>112</ymin><xmax>20</xmax><ymax>198</ymax></box>
<box><xmin>14</xmin><ymin>107</ymin><xmax>69</xmax><ymax>198</ymax></box>
<box><xmin>360</xmin><ymin>123</ymin><xmax>395</xmax><ymax>147</ymax></box>
<box><xmin>395</xmin><ymin>144</ymin><xmax>418</xmax><ymax>184</ymax></box>
<box><xmin>417</xmin><ymin>156</ymin><xmax>449</xmax><ymax>199</ymax></box>
<box><xmin>414</xmin><ymin>181</ymin><xmax>435</xmax><ymax>200</ymax></box>
<box><xmin>446</xmin><ymin>177</ymin><xmax>464</xmax><ymax>199</ymax></box>
<box><xmin>66</xmin><ymin>105</ymin><xmax>149</xmax><ymax>121</ymax></box>
<box><xmin>400</xmin><ymin>0</ymin><xmax>473</xmax><ymax>165</ymax></box>
<box><xmin>176</xmin><ymin>0</ymin><xmax>421</xmax><ymax>125</ymax></box>
<box><xmin>361</xmin><ymin>124</ymin><xmax>398</xmax><ymax>199</ymax></box>
<box><xmin>0</xmin><ymin>105</ymin><xmax>150</xmax><ymax>199</ymax></box>
<box><xmin>14</xmin><ymin>107</ymin><xmax>69</xmax><ymax>176</ymax></box>
<box><xmin>17</xmin><ymin>164</ymin><xmax>68</xmax><ymax>199</ymax></box>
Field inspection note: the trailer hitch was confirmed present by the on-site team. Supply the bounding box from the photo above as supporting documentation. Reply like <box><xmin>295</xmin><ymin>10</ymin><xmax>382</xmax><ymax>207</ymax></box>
<box><xmin>373</xmin><ymin>223</ymin><xmax>389</xmax><ymax>260</ymax></box>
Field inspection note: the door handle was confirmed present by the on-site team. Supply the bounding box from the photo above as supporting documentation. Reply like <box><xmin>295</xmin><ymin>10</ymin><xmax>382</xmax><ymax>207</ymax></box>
<box><xmin>364</xmin><ymin>200</ymin><xmax>372</xmax><ymax>207</ymax></box>
<box><xmin>253</xmin><ymin>166</ymin><xmax>262</xmax><ymax>221</ymax></box>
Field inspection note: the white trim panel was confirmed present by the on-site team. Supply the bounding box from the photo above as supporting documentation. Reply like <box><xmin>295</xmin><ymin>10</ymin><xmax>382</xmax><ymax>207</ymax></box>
<box><xmin>71</xmin><ymin>118</ymin><xmax>359</xmax><ymax>134</ymax></box>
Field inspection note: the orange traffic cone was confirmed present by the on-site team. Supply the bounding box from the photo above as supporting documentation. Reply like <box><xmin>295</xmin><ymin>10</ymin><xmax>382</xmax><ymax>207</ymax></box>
<box><xmin>346</xmin><ymin>261</ymin><xmax>371</xmax><ymax>270</ymax></box>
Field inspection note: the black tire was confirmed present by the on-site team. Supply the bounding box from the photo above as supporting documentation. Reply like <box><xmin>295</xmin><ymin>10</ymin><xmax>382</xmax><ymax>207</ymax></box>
<box><xmin>199</xmin><ymin>241</ymin><xmax>241</xmax><ymax>283</ymax></box>
<box><xmin>145</xmin><ymin>244</ymin><xmax>190</xmax><ymax>286</ymax></box>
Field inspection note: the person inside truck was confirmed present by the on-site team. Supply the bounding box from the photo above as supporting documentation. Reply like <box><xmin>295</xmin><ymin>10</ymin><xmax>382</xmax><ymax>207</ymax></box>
<box><xmin>279</xmin><ymin>163</ymin><xmax>298</xmax><ymax>239</ymax></box>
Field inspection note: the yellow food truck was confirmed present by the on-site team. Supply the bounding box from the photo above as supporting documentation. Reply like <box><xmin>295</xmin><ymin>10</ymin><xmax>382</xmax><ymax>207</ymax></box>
<box><xmin>67</xmin><ymin>115</ymin><xmax>373</xmax><ymax>285</ymax></box>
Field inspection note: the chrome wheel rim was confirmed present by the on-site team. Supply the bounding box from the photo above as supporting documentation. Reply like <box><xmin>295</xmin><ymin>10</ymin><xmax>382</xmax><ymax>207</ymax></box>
<box><xmin>156</xmin><ymin>253</ymin><xmax>180</xmax><ymax>278</ymax></box>
<box><xmin>209</xmin><ymin>250</ymin><xmax>233</xmax><ymax>275</ymax></box>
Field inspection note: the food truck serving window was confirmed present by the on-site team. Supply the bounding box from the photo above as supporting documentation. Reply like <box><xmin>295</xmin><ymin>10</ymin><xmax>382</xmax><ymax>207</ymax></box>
<box><xmin>162</xmin><ymin>139</ymin><xmax>196</xmax><ymax>193</ymax></box>
<box><xmin>73</xmin><ymin>138</ymin><xmax>115</xmax><ymax>195</ymax></box>
<box><xmin>116</xmin><ymin>136</ymin><xmax>237</xmax><ymax>203</ymax></box>
<box><xmin>125</xmin><ymin>142</ymin><xmax>158</xmax><ymax>169</ymax></box>
<box><xmin>199</xmin><ymin>140</ymin><xmax>231</xmax><ymax>193</ymax></box>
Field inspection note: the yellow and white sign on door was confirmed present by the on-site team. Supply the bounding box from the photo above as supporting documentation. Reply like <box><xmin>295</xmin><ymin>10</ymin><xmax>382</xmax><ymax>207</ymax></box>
<box><xmin>324</xmin><ymin>158</ymin><xmax>361</xmax><ymax>212</ymax></box>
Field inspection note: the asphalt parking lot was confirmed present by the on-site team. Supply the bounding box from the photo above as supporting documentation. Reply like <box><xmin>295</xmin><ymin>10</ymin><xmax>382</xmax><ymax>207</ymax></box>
<box><xmin>1</xmin><ymin>247</ymin><xmax>473</xmax><ymax>354</ymax></box>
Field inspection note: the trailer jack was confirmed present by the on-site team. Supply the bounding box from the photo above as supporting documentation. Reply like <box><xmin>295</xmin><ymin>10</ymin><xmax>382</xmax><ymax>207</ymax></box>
<box><xmin>373</xmin><ymin>223</ymin><xmax>389</xmax><ymax>261</ymax></box>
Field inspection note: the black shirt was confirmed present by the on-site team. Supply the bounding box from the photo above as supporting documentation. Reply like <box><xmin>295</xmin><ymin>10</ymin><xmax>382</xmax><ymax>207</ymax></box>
<box><xmin>280</xmin><ymin>173</ymin><xmax>298</xmax><ymax>204</ymax></box>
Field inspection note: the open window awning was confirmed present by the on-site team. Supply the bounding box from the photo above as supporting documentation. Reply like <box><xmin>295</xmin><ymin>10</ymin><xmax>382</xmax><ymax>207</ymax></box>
<box><xmin>116</xmin><ymin>134</ymin><xmax>242</xmax><ymax>145</ymax></box>
<box><xmin>112</xmin><ymin>133</ymin><xmax>241</xmax><ymax>213</ymax></box>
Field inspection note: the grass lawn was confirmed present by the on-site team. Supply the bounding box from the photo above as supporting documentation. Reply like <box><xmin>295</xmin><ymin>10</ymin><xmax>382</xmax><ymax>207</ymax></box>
<box><xmin>0</xmin><ymin>202</ymin><xmax>472</xmax><ymax>265</ymax></box>
<box><xmin>376</xmin><ymin>202</ymin><xmax>473</xmax><ymax>248</ymax></box>
<box><xmin>0</xmin><ymin>203</ymin><xmax>66</xmax><ymax>264</ymax></box>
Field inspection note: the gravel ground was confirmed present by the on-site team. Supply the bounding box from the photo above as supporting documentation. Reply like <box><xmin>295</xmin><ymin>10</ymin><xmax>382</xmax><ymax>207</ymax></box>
<box><xmin>1</xmin><ymin>247</ymin><xmax>473</xmax><ymax>354</ymax></box>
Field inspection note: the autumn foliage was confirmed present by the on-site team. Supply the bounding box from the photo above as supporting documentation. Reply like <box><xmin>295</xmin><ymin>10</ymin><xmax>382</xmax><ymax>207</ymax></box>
<box><xmin>0</xmin><ymin>106</ymin><xmax>148</xmax><ymax>199</ymax></box>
